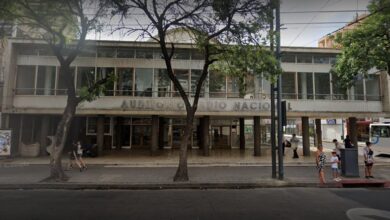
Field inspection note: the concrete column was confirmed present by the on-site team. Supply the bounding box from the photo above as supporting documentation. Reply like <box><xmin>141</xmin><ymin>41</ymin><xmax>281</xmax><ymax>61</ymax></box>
<box><xmin>302</xmin><ymin>117</ymin><xmax>310</xmax><ymax>156</ymax></box>
<box><xmin>158</xmin><ymin>117</ymin><xmax>165</xmax><ymax>149</ymax></box>
<box><xmin>253</xmin><ymin>116</ymin><xmax>261</xmax><ymax>156</ymax></box>
<box><xmin>202</xmin><ymin>116</ymin><xmax>210</xmax><ymax>156</ymax></box>
<box><xmin>97</xmin><ymin>115</ymin><xmax>105</xmax><ymax>156</ymax></box>
<box><xmin>115</xmin><ymin>117</ymin><xmax>123</xmax><ymax>150</ymax></box>
<box><xmin>348</xmin><ymin>117</ymin><xmax>358</xmax><ymax>147</ymax></box>
<box><xmin>198</xmin><ymin>118</ymin><xmax>204</xmax><ymax>150</ymax></box>
<box><xmin>315</xmin><ymin>119</ymin><xmax>322</xmax><ymax>147</ymax></box>
<box><xmin>151</xmin><ymin>115</ymin><xmax>159</xmax><ymax>155</ymax></box>
<box><xmin>239</xmin><ymin>118</ymin><xmax>245</xmax><ymax>150</ymax></box>
<box><xmin>39</xmin><ymin>116</ymin><xmax>50</xmax><ymax>156</ymax></box>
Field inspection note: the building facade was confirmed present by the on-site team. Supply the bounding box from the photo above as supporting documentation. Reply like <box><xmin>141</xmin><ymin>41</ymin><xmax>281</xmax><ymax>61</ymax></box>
<box><xmin>1</xmin><ymin>39</ymin><xmax>388</xmax><ymax>156</ymax></box>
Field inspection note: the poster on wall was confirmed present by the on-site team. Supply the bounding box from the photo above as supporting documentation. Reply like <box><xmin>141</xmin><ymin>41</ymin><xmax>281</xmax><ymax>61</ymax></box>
<box><xmin>0</xmin><ymin>130</ymin><xmax>11</xmax><ymax>156</ymax></box>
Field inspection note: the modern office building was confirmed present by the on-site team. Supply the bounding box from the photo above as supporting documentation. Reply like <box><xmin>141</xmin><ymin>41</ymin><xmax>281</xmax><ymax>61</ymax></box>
<box><xmin>1</xmin><ymin>38</ymin><xmax>388</xmax><ymax>157</ymax></box>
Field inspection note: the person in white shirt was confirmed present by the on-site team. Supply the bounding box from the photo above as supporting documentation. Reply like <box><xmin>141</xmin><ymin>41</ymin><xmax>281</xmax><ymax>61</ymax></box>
<box><xmin>332</xmin><ymin>139</ymin><xmax>342</xmax><ymax>160</ymax></box>
<box><xmin>330</xmin><ymin>151</ymin><xmax>341</xmax><ymax>181</ymax></box>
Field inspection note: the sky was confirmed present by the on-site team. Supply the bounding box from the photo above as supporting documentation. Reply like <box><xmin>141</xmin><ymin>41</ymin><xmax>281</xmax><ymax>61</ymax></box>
<box><xmin>279</xmin><ymin>0</ymin><xmax>371</xmax><ymax>47</ymax></box>
<box><xmin>89</xmin><ymin>0</ymin><xmax>371</xmax><ymax>48</ymax></box>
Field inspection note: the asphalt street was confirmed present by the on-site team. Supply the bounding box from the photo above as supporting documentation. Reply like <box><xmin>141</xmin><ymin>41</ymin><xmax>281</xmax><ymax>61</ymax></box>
<box><xmin>0</xmin><ymin>188</ymin><xmax>389</xmax><ymax>220</ymax></box>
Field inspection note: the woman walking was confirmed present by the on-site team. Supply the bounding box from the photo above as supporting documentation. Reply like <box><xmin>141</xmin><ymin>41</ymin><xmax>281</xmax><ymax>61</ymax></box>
<box><xmin>316</xmin><ymin>145</ymin><xmax>326</xmax><ymax>184</ymax></box>
<box><xmin>364</xmin><ymin>141</ymin><xmax>374</xmax><ymax>178</ymax></box>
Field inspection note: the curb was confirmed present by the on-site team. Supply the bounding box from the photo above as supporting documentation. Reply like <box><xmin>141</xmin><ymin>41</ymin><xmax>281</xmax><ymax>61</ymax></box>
<box><xmin>0</xmin><ymin>182</ymin><xmax>324</xmax><ymax>190</ymax></box>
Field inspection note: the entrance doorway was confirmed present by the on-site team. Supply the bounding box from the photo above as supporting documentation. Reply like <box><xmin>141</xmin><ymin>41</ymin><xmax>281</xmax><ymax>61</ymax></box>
<box><xmin>211</xmin><ymin>126</ymin><xmax>231</xmax><ymax>148</ymax></box>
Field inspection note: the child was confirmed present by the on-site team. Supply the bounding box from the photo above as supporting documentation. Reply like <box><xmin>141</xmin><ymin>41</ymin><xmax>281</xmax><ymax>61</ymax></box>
<box><xmin>330</xmin><ymin>151</ymin><xmax>341</xmax><ymax>181</ymax></box>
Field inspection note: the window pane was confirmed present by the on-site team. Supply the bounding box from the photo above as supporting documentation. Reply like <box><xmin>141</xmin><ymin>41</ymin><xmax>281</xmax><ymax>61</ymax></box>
<box><xmin>36</xmin><ymin>66</ymin><xmax>56</xmax><ymax>95</ymax></box>
<box><xmin>281</xmin><ymin>54</ymin><xmax>295</xmax><ymax>63</ymax></box>
<box><xmin>77</xmin><ymin>67</ymin><xmax>95</xmax><ymax>90</ymax></box>
<box><xmin>154</xmin><ymin>69</ymin><xmax>171</xmax><ymax>97</ymax></box>
<box><xmin>209</xmin><ymin>71</ymin><xmax>226</xmax><ymax>98</ymax></box>
<box><xmin>227</xmin><ymin>77</ymin><xmax>239</xmax><ymax>98</ymax></box>
<box><xmin>191</xmin><ymin>70</ymin><xmax>205</xmax><ymax>97</ymax></box>
<box><xmin>353</xmin><ymin>80</ymin><xmax>364</xmax><ymax>100</ymax></box>
<box><xmin>79</xmin><ymin>47</ymin><xmax>96</xmax><ymax>57</ymax></box>
<box><xmin>298</xmin><ymin>72</ymin><xmax>313</xmax><ymax>99</ymax></box>
<box><xmin>331</xmin><ymin>74</ymin><xmax>347</xmax><ymax>100</ymax></box>
<box><xmin>16</xmin><ymin>66</ymin><xmax>35</xmax><ymax>95</ymax></box>
<box><xmin>116</xmin><ymin>68</ymin><xmax>133</xmax><ymax>96</ymax></box>
<box><xmin>117</xmin><ymin>48</ymin><xmax>135</xmax><ymax>58</ymax></box>
<box><xmin>297</xmin><ymin>54</ymin><xmax>312</xmax><ymax>63</ymax></box>
<box><xmin>135</xmin><ymin>68</ymin><xmax>153</xmax><ymax>97</ymax></box>
<box><xmin>192</xmin><ymin>51</ymin><xmax>204</xmax><ymax>60</ymax></box>
<box><xmin>174</xmin><ymin>69</ymin><xmax>189</xmax><ymax>97</ymax></box>
<box><xmin>173</xmin><ymin>50</ymin><xmax>190</xmax><ymax>60</ymax></box>
<box><xmin>282</xmin><ymin>72</ymin><xmax>296</xmax><ymax>99</ymax></box>
<box><xmin>96</xmin><ymin>67</ymin><xmax>115</xmax><ymax>96</ymax></box>
<box><xmin>315</xmin><ymin>73</ymin><xmax>330</xmax><ymax>99</ymax></box>
<box><xmin>87</xmin><ymin>117</ymin><xmax>97</xmax><ymax>134</ymax></box>
<box><xmin>136</xmin><ymin>48</ymin><xmax>153</xmax><ymax>59</ymax></box>
<box><xmin>57</xmin><ymin>67</ymin><xmax>75</xmax><ymax>95</ymax></box>
<box><xmin>97</xmin><ymin>48</ymin><xmax>116</xmax><ymax>58</ymax></box>
<box><xmin>313</xmin><ymin>55</ymin><xmax>329</xmax><ymax>64</ymax></box>
<box><xmin>366</xmin><ymin>75</ymin><xmax>380</xmax><ymax>101</ymax></box>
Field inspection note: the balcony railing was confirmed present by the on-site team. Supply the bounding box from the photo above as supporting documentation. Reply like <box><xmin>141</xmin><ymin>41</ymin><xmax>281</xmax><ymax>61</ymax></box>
<box><xmin>13</xmin><ymin>88</ymin><xmax>382</xmax><ymax>102</ymax></box>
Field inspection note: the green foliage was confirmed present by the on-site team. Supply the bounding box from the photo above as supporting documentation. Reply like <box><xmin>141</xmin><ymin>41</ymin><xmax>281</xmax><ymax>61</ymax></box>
<box><xmin>211</xmin><ymin>45</ymin><xmax>282</xmax><ymax>96</ymax></box>
<box><xmin>78</xmin><ymin>73</ymin><xmax>117</xmax><ymax>102</ymax></box>
<box><xmin>331</xmin><ymin>0</ymin><xmax>390</xmax><ymax>89</ymax></box>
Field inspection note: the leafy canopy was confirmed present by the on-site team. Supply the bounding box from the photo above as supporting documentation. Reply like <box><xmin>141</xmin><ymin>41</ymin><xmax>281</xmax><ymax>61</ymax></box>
<box><xmin>331</xmin><ymin>0</ymin><xmax>390</xmax><ymax>89</ymax></box>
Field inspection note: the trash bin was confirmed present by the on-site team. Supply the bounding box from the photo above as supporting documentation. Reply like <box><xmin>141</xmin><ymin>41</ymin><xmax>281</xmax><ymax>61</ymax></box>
<box><xmin>340</xmin><ymin>148</ymin><xmax>360</xmax><ymax>177</ymax></box>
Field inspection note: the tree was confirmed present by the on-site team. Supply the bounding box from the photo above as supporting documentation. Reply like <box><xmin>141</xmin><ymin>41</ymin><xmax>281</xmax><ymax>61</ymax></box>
<box><xmin>113</xmin><ymin>0</ymin><xmax>275</xmax><ymax>181</ymax></box>
<box><xmin>331</xmin><ymin>0</ymin><xmax>390</xmax><ymax>88</ymax></box>
<box><xmin>1</xmin><ymin>0</ymin><xmax>112</xmax><ymax>181</ymax></box>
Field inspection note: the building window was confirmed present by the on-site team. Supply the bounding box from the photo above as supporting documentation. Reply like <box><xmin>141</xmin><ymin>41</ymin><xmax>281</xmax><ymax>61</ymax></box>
<box><xmin>227</xmin><ymin>77</ymin><xmax>240</xmax><ymax>98</ymax></box>
<box><xmin>135</xmin><ymin>48</ymin><xmax>153</xmax><ymax>59</ymax></box>
<box><xmin>16</xmin><ymin>65</ymin><xmax>36</xmax><ymax>95</ymax></box>
<box><xmin>190</xmin><ymin>70</ymin><xmax>205</xmax><ymax>97</ymax></box>
<box><xmin>315</xmin><ymin>73</ymin><xmax>330</xmax><ymax>99</ymax></box>
<box><xmin>96</xmin><ymin>67</ymin><xmax>115</xmax><ymax>96</ymax></box>
<box><xmin>297</xmin><ymin>54</ymin><xmax>312</xmax><ymax>64</ymax></box>
<box><xmin>174</xmin><ymin>69</ymin><xmax>189</xmax><ymax>96</ymax></box>
<box><xmin>76</xmin><ymin>67</ymin><xmax>95</xmax><ymax>90</ymax></box>
<box><xmin>353</xmin><ymin>80</ymin><xmax>365</xmax><ymax>100</ymax></box>
<box><xmin>298</xmin><ymin>72</ymin><xmax>313</xmax><ymax>99</ymax></box>
<box><xmin>117</xmin><ymin>48</ymin><xmax>135</xmax><ymax>58</ymax></box>
<box><xmin>173</xmin><ymin>49</ymin><xmax>190</xmax><ymax>60</ymax></box>
<box><xmin>116</xmin><ymin>68</ymin><xmax>133</xmax><ymax>96</ymax></box>
<box><xmin>281</xmin><ymin>72</ymin><xmax>296</xmax><ymax>99</ymax></box>
<box><xmin>56</xmin><ymin>67</ymin><xmax>75</xmax><ymax>95</ymax></box>
<box><xmin>365</xmin><ymin>75</ymin><xmax>380</xmax><ymax>101</ymax></box>
<box><xmin>331</xmin><ymin>74</ymin><xmax>347</xmax><ymax>100</ymax></box>
<box><xmin>86</xmin><ymin>117</ymin><xmax>112</xmax><ymax>135</ymax></box>
<box><xmin>281</xmin><ymin>54</ymin><xmax>296</xmax><ymax>63</ymax></box>
<box><xmin>191</xmin><ymin>50</ymin><xmax>204</xmax><ymax>60</ymax></box>
<box><xmin>209</xmin><ymin>71</ymin><xmax>226</xmax><ymax>98</ymax></box>
<box><xmin>79</xmin><ymin>47</ymin><xmax>96</xmax><ymax>57</ymax></box>
<box><xmin>97</xmin><ymin>48</ymin><xmax>116</xmax><ymax>58</ymax></box>
<box><xmin>313</xmin><ymin>55</ymin><xmax>329</xmax><ymax>64</ymax></box>
<box><xmin>135</xmin><ymin>68</ymin><xmax>153</xmax><ymax>97</ymax></box>
<box><xmin>154</xmin><ymin>69</ymin><xmax>171</xmax><ymax>97</ymax></box>
<box><xmin>36</xmin><ymin>66</ymin><xmax>56</xmax><ymax>95</ymax></box>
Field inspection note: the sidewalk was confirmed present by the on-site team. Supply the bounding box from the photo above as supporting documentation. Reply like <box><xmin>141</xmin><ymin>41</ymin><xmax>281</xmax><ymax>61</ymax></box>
<box><xmin>0</xmin><ymin>149</ymin><xmax>389</xmax><ymax>189</ymax></box>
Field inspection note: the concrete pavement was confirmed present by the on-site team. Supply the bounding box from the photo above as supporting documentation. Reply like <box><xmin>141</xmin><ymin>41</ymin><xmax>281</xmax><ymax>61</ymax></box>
<box><xmin>0</xmin><ymin>148</ymin><xmax>389</xmax><ymax>189</ymax></box>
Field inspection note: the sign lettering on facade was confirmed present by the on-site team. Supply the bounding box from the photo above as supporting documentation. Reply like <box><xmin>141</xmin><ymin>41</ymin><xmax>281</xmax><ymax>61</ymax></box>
<box><xmin>119</xmin><ymin>99</ymin><xmax>281</xmax><ymax>113</ymax></box>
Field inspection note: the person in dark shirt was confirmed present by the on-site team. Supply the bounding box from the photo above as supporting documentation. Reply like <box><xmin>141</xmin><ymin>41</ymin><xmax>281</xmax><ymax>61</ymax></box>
<box><xmin>344</xmin><ymin>135</ymin><xmax>353</xmax><ymax>148</ymax></box>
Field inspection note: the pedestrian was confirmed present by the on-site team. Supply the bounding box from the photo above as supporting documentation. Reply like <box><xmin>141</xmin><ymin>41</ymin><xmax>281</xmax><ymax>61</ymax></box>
<box><xmin>75</xmin><ymin>141</ymin><xmax>87</xmax><ymax>171</ymax></box>
<box><xmin>330</xmin><ymin>151</ymin><xmax>341</xmax><ymax>181</ymax></box>
<box><xmin>290</xmin><ymin>133</ymin><xmax>299</xmax><ymax>159</ymax></box>
<box><xmin>363</xmin><ymin>141</ymin><xmax>374</xmax><ymax>179</ymax></box>
<box><xmin>332</xmin><ymin>139</ymin><xmax>342</xmax><ymax>160</ymax></box>
<box><xmin>344</xmin><ymin>135</ymin><xmax>353</xmax><ymax>148</ymax></box>
<box><xmin>316</xmin><ymin>145</ymin><xmax>326</xmax><ymax>184</ymax></box>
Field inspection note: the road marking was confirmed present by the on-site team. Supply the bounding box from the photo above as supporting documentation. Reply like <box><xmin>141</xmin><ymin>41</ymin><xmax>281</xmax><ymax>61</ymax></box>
<box><xmin>347</xmin><ymin>208</ymin><xmax>390</xmax><ymax>220</ymax></box>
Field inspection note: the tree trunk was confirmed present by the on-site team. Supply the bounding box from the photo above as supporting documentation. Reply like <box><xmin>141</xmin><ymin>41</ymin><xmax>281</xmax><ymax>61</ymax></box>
<box><xmin>46</xmin><ymin>97</ymin><xmax>78</xmax><ymax>182</ymax></box>
<box><xmin>173</xmin><ymin>109</ymin><xmax>194</xmax><ymax>182</ymax></box>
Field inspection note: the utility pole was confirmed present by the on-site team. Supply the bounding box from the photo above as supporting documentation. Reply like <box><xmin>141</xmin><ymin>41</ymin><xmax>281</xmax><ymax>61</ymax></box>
<box><xmin>269</xmin><ymin>2</ymin><xmax>276</xmax><ymax>179</ymax></box>
<box><xmin>276</xmin><ymin>0</ymin><xmax>284</xmax><ymax>180</ymax></box>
